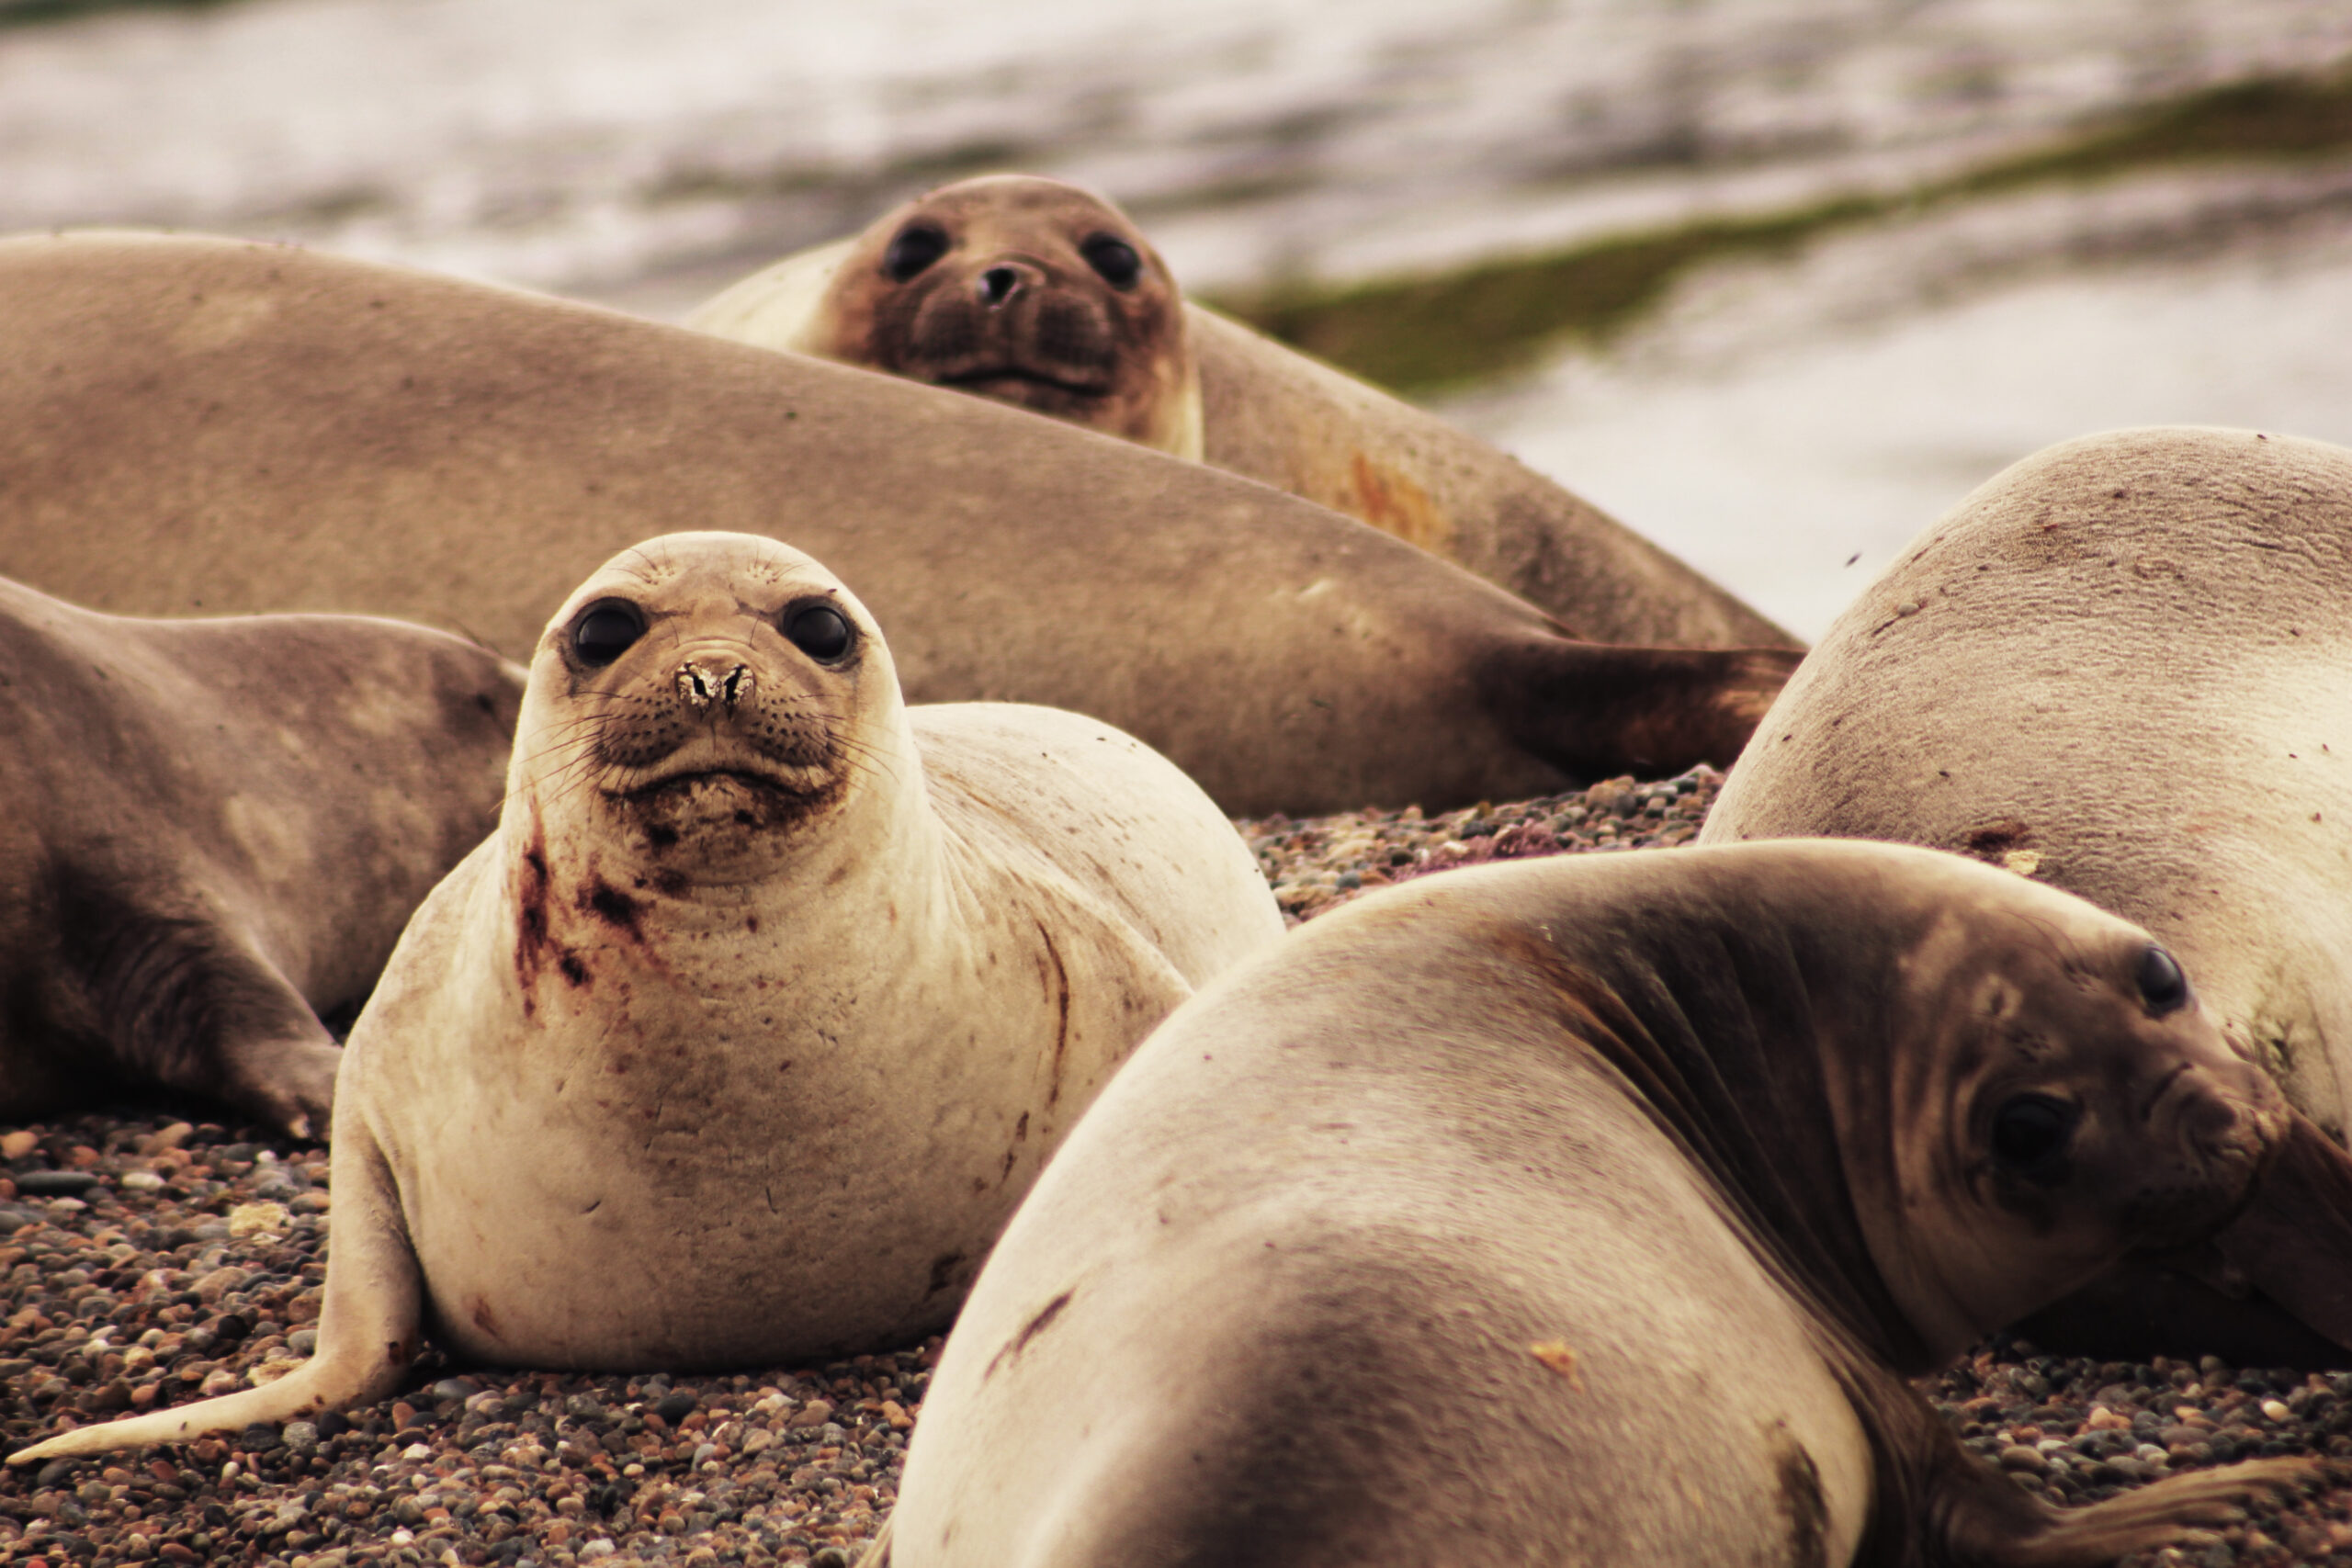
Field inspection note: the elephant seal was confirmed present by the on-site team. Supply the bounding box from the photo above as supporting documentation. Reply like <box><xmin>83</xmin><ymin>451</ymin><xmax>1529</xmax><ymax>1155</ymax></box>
<box><xmin>0</xmin><ymin>573</ymin><xmax>520</xmax><ymax>1138</ymax></box>
<box><xmin>874</xmin><ymin>843</ymin><xmax>2317</xmax><ymax>1568</ymax></box>
<box><xmin>1701</xmin><ymin>423</ymin><xmax>2352</xmax><ymax>1364</ymax></box>
<box><xmin>692</xmin><ymin>174</ymin><xmax>1202</xmax><ymax>459</ymax></box>
<box><xmin>9</xmin><ymin>532</ymin><xmax>1283</xmax><ymax>1462</ymax></box>
<box><xmin>689</xmin><ymin>175</ymin><xmax>1797</xmax><ymax>649</ymax></box>
<box><xmin>0</xmin><ymin>231</ymin><xmax>1800</xmax><ymax>818</ymax></box>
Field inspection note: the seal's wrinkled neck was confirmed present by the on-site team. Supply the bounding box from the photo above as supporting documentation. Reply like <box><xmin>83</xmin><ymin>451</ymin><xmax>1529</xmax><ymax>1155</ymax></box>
<box><xmin>1498</xmin><ymin>878</ymin><xmax>1935</xmax><ymax>1377</ymax></box>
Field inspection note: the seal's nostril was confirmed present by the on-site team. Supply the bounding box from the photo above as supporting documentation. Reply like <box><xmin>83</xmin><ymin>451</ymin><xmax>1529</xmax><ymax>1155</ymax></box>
<box><xmin>677</xmin><ymin>660</ymin><xmax>754</xmax><ymax>711</ymax></box>
<box><xmin>979</xmin><ymin>266</ymin><xmax>1022</xmax><ymax>307</ymax></box>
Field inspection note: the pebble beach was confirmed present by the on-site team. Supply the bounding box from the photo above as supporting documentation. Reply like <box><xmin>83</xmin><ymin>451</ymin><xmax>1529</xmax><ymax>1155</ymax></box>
<box><xmin>0</xmin><ymin>776</ymin><xmax>2346</xmax><ymax>1566</ymax></box>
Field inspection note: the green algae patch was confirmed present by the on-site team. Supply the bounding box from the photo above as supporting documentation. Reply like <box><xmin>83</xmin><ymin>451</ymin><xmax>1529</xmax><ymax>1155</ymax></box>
<box><xmin>1951</xmin><ymin>67</ymin><xmax>2352</xmax><ymax>196</ymax></box>
<box><xmin>0</xmin><ymin>0</ymin><xmax>241</xmax><ymax>26</ymax></box>
<box><xmin>1214</xmin><ymin>195</ymin><xmax>1889</xmax><ymax>396</ymax></box>
<box><xmin>1210</xmin><ymin>62</ymin><xmax>2352</xmax><ymax>397</ymax></box>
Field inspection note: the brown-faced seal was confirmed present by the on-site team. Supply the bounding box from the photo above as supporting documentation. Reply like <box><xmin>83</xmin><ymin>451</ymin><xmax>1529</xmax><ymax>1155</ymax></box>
<box><xmin>1700</xmin><ymin>423</ymin><xmax>2352</xmax><ymax>1365</ymax></box>
<box><xmin>693</xmin><ymin>174</ymin><xmax>1202</xmax><ymax>458</ymax></box>
<box><xmin>688</xmin><ymin>174</ymin><xmax>1797</xmax><ymax>649</ymax></box>
<box><xmin>872</xmin><ymin>842</ymin><xmax>2316</xmax><ymax>1567</ymax></box>
<box><xmin>0</xmin><ymin>573</ymin><xmax>521</xmax><ymax>1137</ymax></box>
<box><xmin>8</xmin><ymin>532</ymin><xmax>1283</xmax><ymax>1462</ymax></box>
<box><xmin>0</xmin><ymin>230</ymin><xmax>1800</xmax><ymax>817</ymax></box>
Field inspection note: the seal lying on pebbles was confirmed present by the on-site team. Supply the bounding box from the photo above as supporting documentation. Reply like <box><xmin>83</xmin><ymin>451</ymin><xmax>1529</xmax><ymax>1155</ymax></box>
<box><xmin>0</xmin><ymin>231</ymin><xmax>1799</xmax><ymax>817</ymax></box>
<box><xmin>690</xmin><ymin>174</ymin><xmax>1796</xmax><ymax>649</ymax></box>
<box><xmin>875</xmin><ymin>843</ymin><xmax>2316</xmax><ymax>1568</ymax></box>
<box><xmin>0</xmin><ymin>573</ymin><xmax>520</xmax><ymax>1139</ymax></box>
<box><xmin>1701</xmin><ymin>424</ymin><xmax>2352</xmax><ymax>1364</ymax></box>
<box><xmin>7</xmin><ymin>531</ymin><xmax>1283</xmax><ymax>1463</ymax></box>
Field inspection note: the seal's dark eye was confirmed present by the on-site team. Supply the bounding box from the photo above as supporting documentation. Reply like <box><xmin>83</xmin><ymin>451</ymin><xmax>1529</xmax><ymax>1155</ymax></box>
<box><xmin>1080</xmin><ymin>233</ymin><xmax>1141</xmax><ymax>288</ymax></box>
<box><xmin>784</xmin><ymin>604</ymin><xmax>854</xmax><ymax>663</ymax></box>
<box><xmin>883</xmin><ymin>223</ymin><xmax>949</xmax><ymax>283</ymax></box>
<box><xmin>570</xmin><ymin>601</ymin><xmax>646</xmax><ymax>668</ymax></box>
<box><xmin>2137</xmin><ymin>944</ymin><xmax>2189</xmax><ymax>1014</ymax></box>
<box><xmin>1990</xmin><ymin>1094</ymin><xmax>2078</xmax><ymax>1186</ymax></box>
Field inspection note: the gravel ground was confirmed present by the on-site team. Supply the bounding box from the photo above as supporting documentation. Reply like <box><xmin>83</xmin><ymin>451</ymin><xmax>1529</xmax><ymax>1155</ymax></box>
<box><xmin>0</xmin><ymin>767</ymin><xmax>2346</xmax><ymax>1566</ymax></box>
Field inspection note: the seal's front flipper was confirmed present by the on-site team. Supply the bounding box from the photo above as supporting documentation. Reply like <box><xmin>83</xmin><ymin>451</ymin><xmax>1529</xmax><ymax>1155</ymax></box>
<box><xmin>2023</xmin><ymin>1111</ymin><xmax>2352</xmax><ymax>1367</ymax></box>
<box><xmin>6</xmin><ymin>1128</ymin><xmax>421</xmax><ymax>1463</ymax></box>
<box><xmin>1484</xmin><ymin>637</ymin><xmax>1806</xmax><ymax>781</ymax></box>
<box><xmin>2204</xmin><ymin>1111</ymin><xmax>2352</xmax><ymax>1356</ymax></box>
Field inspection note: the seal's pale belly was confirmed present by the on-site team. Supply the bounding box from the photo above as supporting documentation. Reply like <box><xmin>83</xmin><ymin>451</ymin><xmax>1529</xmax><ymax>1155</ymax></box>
<box><xmin>391</xmin><ymin>925</ymin><xmax>1062</xmax><ymax>1367</ymax></box>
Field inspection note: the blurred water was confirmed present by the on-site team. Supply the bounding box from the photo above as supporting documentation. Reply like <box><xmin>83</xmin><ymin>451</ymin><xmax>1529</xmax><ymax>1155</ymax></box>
<box><xmin>7</xmin><ymin>0</ymin><xmax>2352</xmax><ymax>636</ymax></box>
<box><xmin>6</xmin><ymin>0</ymin><xmax>2351</xmax><ymax>299</ymax></box>
<box><xmin>1445</xmin><ymin>165</ymin><xmax>2352</xmax><ymax>636</ymax></box>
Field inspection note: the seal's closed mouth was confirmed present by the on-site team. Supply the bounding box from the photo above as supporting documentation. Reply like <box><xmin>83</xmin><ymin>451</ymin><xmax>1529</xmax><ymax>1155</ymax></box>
<box><xmin>614</xmin><ymin>765</ymin><xmax>840</xmax><ymax>842</ymax></box>
<box><xmin>935</xmin><ymin>365</ymin><xmax>1109</xmax><ymax>398</ymax></box>
<box><xmin>625</xmin><ymin>766</ymin><xmax>804</xmax><ymax>800</ymax></box>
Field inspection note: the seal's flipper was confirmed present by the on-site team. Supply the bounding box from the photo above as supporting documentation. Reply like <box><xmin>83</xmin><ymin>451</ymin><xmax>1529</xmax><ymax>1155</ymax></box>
<box><xmin>1956</xmin><ymin>1457</ymin><xmax>2316</xmax><ymax>1567</ymax></box>
<box><xmin>6</xmin><ymin>1130</ymin><xmax>422</xmax><ymax>1463</ymax></box>
<box><xmin>2023</xmin><ymin>1111</ymin><xmax>2352</xmax><ymax>1367</ymax></box>
<box><xmin>2207</xmin><ymin>1111</ymin><xmax>2352</xmax><ymax>1355</ymax></box>
<box><xmin>1483</xmin><ymin>637</ymin><xmax>1805</xmax><ymax>782</ymax></box>
<box><xmin>1904</xmin><ymin>1382</ymin><xmax>2318</xmax><ymax>1568</ymax></box>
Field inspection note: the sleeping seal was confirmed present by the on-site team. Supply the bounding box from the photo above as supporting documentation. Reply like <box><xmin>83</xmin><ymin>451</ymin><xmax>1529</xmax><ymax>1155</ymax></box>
<box><xmin>689</xmin><ymin>174</ymin><xmax>1797</xmax><ymax>649</ymax></box>
<box><xmin>873</xmin><ymin>843</ymin><xmax>2317</xmax><ymax>1567</ymax></box>
<box><xmin>0</xmin><ymin>573</ymin><xmax>520</xmax><ymax>1136</ymax></box>
<box><xmin>8</xmin><ymin>532</ymin><xmax>1282</xmax><ymax>1461</ymax></box>
<box><xmin>1701</xmin><ymin>424</ymin><xmax>2352</xmax><ymax>1363</ymax></box>
<box><xmin>0</xmin><ymin>230</ymin><xmax>1799</xmax><ymax>816</ymax></box>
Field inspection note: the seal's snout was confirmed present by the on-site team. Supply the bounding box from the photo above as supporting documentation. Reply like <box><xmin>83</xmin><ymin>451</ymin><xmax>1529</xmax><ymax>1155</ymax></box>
<box><xmin>2179</xmin><ymin>1087</ymin><xmax>2278</xmax><ymax>1179</ymax></box>
<box><xmin>978</xmin><ymin>263</ymin><xmax>1035</xmax><ymax>308</ymax></box>
<box><xmin>677</xmin><ymin>658</ymin><xmax>753</xmax><ymax>712</ymax></box>
<box><xmin>2139</xmin><ymin>1064</ymin><xmax>2289</xmax><ymax>1217</ymax></box>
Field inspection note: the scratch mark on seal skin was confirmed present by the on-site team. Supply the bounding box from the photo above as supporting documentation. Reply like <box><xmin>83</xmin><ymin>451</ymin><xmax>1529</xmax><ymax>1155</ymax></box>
<box><xmin>470</xmin><ymin>1295</ymin><xmax>503</xmax><ymax>1340</ymax></box>
<box><xmin>513</xmin><ymin>810</ymin><xmax>555</xmax><ymax>1005</ymax></box>
<box><xmin>983</xmin><ymin>1288</ymin><xmax>1076</xmax><ymax>1383</ymax></box>
<box><xmin>926</xmin><ymin>1252</ymin><xmax>968</xmax><ymax>1297</ymax></box>
<box><xmin>1771</xmin><ymin>1428</ymin><xmax>1829</xmax><ymax>1568</ymax></box>
<box><xmin>582</xmin><ymin>877</ymin><xmax>647</xmax><ymax>942</ymax></box>
<box><xmin>1037</xmin><ymin>920</ymin><xmax>1071</xmax><ymax>1108</ymax></box>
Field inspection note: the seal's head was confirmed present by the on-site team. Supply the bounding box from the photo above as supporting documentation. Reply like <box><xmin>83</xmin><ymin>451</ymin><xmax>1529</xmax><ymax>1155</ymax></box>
<box><xmin>815</xmin><ymin>175</ymin><xmax>1200</xmax><ymax>457</ymax></box>
<box><xmin>1843</xmin><ymin>870</ymin><xmax>2289</xmax><ymax>1361</ymax></box>
<box><xmin>510</xmin><ymin>532</ymin><xmax>908</xmax><ymax>872</ymax></box>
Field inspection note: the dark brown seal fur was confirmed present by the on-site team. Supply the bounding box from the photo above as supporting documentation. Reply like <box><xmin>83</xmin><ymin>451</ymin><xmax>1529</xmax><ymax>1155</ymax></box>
<box><xmin>0</xmin><ymin>574</ymin><xmax>521</xmax><ymax>1135</ymax></box>
<box><xmin>0</xmin><ymin>231</ymin><xmax>1798</xmax><ymax>817</ymax></box>
<box><xmin>789</xmin><ymin>175</ymin><xmax>1195</xmax><ymax>455</ymax></box>
<box><xmin>870</xmin><ymin>842</ymin><xmax>2315</xmax><ymax>1567</ymax></box>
